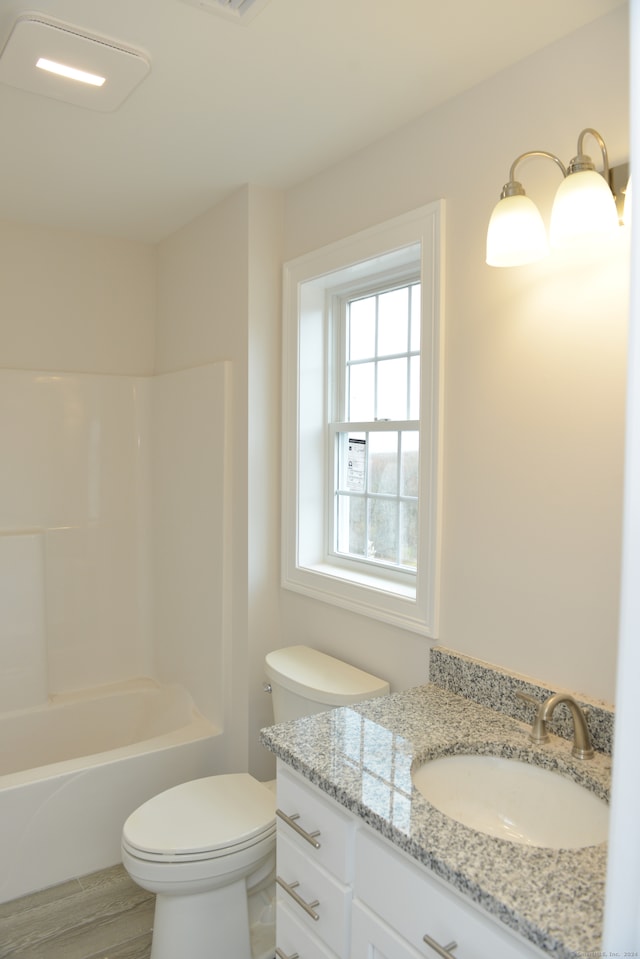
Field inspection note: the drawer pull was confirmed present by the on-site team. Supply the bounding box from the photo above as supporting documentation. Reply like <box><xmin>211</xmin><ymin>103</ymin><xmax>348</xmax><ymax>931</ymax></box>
<box><xmin>276</xmin><ymin>808</ymin><xmax>321</xmax><ymax>848</ymax></box>
<box><xmin>422</xmin><ymin>933</ymin><xmax>458</xmax><ymax>958</ymax></box>
<box><xmin>276</xmin><ymin>875</ymin><xmax>320</xmax><ymax>920</ymax></box>
<box><xmin>275</xmin><ymin>951</ymin><xmax>299</xmax><ymax>959</ymax></box>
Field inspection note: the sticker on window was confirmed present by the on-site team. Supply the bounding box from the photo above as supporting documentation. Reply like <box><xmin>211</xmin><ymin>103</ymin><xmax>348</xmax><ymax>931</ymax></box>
<box><xmin>347</xmin><ymin>438</ymin><xmax>366</xmax><ymax>492</ymax></box>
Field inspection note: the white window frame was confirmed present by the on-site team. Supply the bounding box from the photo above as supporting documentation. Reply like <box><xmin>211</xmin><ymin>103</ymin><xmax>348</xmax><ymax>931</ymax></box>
<box><xmin>330</xmin><ymin>276</ymin><xmax>421</xmax><ymax>580</ymax></box>
<box><xmin>281</xmin><ymin>202</ymin><xmax>445</xmax><ymax>636</ymax></box>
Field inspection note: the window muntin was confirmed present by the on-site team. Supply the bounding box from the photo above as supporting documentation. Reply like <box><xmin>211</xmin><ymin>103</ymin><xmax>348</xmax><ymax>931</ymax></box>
<box><xmin>332</xmin><ymin>281</ymin><xmax>420</xmax><ymax>575</ymax></box>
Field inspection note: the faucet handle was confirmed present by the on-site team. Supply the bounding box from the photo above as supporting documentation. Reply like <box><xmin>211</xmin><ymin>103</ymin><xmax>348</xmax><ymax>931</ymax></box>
<box><xmin>516</xmin><ymin>692</ymin><xmax>549</xmax><ymax>745</ymax></box>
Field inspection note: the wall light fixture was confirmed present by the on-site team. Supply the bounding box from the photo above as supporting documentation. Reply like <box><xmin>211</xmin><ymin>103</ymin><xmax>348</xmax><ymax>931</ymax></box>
<box><xmin>486</xmin><ymin>128</ymin><xmax>629</xmax><ymax>267</ymax></box>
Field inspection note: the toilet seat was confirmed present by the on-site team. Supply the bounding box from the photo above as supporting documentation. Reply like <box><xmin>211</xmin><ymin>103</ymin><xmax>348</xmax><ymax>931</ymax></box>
<box><xmin>122</xmin><ymin>774</ymin><xmax>276</xmax><ymax>864</ymax></box>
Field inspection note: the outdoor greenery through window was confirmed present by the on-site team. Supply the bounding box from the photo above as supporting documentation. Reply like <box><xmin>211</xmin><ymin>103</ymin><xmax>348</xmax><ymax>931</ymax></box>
<box><xmin>333</xmin><ymin>282</ymin><xmax>420</xmax><ymax>573</ymax></box>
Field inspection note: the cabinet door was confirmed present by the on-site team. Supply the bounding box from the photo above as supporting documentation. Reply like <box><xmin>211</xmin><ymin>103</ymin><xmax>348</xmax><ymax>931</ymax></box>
<box><xmin>277</xmin><ymin>901</ymin><xmax>339</xmax><ymax>959</ymax></box>
<box><xmin>352</xmin><ymin>902</ymin><xmax>424</xmax><ymax>959</ymax></box>
<box><xmin>355</xmin><ymin>829</ymin><xmax>544</xmax><ymax>959</ymax></box>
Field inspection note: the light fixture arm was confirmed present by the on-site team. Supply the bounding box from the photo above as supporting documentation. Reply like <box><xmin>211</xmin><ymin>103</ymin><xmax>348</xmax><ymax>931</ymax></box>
<box><xmin>487</xmin><ymin>126</ymin><xmax>625</xmax><ymax>268</ymax></box>
<box><xmin>509</xmin><ymin>150</ymin><xmax>567</xmax><ymax>184</ymax></box>
<box><xmin>500</xmin><ymin>151</ymin><xmax>567</xmax><ymax>199</ymax></box>
<box><xmin>570</xmin><ymin>127</ymin><xmax>611</xmax><ymax>178</ymax></box>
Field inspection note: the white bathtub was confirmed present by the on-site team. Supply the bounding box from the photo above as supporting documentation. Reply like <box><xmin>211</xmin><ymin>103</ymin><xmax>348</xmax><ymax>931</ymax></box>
<box><xmin>0</xmin><ymin>678</ymin><xmax>220</xmax><ymax>904</ymax></box>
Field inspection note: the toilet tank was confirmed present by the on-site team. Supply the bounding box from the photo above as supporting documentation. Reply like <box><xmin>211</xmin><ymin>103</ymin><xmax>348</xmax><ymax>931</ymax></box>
<box><xmin>264</xmin><ymin>645</ymin><xmax>390</xmax><ymax>723</ymax></box>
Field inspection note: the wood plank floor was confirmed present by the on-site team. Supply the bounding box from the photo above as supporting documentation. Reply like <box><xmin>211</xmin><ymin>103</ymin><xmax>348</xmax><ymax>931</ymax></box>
<box><xmin>0</xmin><ymin>865</ymin><xmax>154</xmax><ymax>959</ymax></box>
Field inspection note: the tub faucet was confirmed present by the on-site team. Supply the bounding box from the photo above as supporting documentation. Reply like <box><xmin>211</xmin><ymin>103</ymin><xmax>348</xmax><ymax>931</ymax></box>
<box><xmin>517</xmin><ymin>691</ymin><xmax>594</xmax><ymax>759</ymax></box>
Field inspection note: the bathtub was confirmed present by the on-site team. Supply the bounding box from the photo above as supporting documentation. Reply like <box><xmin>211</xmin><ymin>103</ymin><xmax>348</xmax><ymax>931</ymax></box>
<box><xmin>0</xmin><ymin>678</ymin><xmax>220</xmax><ymax>904</ymax></box>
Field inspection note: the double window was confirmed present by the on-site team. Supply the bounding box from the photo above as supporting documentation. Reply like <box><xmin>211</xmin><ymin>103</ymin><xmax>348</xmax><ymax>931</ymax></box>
<box><xmin>282</xmin><ymin>203</ymin><xmax>444</xmax><ymax>635</ymax></box>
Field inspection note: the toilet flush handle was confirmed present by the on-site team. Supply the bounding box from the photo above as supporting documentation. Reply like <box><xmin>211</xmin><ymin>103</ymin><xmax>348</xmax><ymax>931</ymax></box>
<box><xmin>263</xmin><ymin>682</ymin><xmax>272</xmax><ymax>693</ymax></box>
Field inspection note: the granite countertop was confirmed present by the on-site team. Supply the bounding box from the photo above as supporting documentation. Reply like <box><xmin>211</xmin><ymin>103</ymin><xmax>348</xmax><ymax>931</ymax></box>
<box><xmin>260</xmin><ymin>682</ymin><xmax>612</xmax><ymax>959</ymax></box>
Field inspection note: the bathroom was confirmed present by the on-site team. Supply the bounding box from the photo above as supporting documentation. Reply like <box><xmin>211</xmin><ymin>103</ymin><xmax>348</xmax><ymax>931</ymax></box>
<box><xmin>0</xmin><ymin>0</ymin><xmax>638</xmax><ymax>947</ymax></box>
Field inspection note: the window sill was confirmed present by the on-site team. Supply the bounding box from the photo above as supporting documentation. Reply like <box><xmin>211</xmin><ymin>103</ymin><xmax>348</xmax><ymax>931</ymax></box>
<box><xmin>282</xmin><ymin>561</ymin><xmax>435</xmax><ymax>636</ymax></box>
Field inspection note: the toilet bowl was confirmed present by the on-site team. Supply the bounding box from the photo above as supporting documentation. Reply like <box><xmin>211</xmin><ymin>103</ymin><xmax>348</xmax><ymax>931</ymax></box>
<box><xmin>121</xmin><ymin>646</ymin><xmax>390</xmax><ymax>959</ymax></box>
<box><xmin>122</xmin><ymin>774</ymin><xmax>276</xmax><ymax>959</ymax></box>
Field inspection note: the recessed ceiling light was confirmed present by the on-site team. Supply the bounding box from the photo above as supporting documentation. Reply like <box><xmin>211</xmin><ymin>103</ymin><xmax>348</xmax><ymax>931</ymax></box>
<box><xmin>35</xmin><ymin>58</ymin><xmax>106</xmax><ymax>87</ymax></box>
<box><xmin>0</xmin><ymin>15</ymin><xmax>150</xmax><ymax>112</ymax></box>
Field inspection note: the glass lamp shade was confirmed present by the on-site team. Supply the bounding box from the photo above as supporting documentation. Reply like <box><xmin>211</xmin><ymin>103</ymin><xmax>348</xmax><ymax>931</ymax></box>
<box><xmin>549</xmin><ymin>169</ymin><xmax>619</xmax><ymax>248</ymax></box>
<box><xmin>486</xmin><ymin>194</ymin><xmax>549</xmax><ymax>267</ymax></box>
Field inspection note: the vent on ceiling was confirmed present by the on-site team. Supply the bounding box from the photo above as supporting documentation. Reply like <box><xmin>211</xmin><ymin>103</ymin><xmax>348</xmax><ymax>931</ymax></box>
<box><xmin>180</xmin><ymin>0</ymin><xmax>272</xmax><ymax>23</ymax></box>
<box><xmin>0</xmin><ymin>15</ymin><xmax>150</xmax><ymax>112</ymax></box>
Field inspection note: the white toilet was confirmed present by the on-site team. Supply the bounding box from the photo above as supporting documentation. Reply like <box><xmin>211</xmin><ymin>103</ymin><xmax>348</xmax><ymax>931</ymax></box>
<box><xmin>121</xmin><ymin>645</ymin><xmax>390</xmax><ymax>959</ymax></box>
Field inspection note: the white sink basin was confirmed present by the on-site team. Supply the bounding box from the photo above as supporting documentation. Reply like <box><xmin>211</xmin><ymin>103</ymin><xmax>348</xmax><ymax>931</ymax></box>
<box><xmin>412</xmin><ymin>754</ymin><xmax>609</xmax><ymax>848</ymax></box>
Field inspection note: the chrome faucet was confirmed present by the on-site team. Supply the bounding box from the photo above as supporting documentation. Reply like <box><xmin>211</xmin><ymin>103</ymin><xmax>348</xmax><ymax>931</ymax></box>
<box><xmin>517</xmin><ymin>691</ymin><xmax>594</xmax><ymax>760</ymax></box>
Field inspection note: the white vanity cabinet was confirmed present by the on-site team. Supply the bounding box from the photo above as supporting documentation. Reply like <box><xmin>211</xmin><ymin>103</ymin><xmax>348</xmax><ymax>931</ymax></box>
<box><xmin>275</xmin><ymin>764</ymin><xmax>545</xmax><ymax>959</ymax></box>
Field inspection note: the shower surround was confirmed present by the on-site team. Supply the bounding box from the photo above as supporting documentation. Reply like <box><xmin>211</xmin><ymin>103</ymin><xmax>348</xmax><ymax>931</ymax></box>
<box><xmin>0</xmin><ymin>361</ymin><xmax>230</xmax><ymax>897</ymax></box>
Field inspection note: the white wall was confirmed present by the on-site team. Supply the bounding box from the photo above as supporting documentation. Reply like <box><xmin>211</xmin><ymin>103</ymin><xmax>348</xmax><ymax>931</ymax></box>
<box><xmin>155</xmin><ymin>186</ymin><xmax>284</xmax><ymax>776</ymax></box>
<box><xmin>247</xmin><ymin>188</ymin><xmax>285</xmax><ymax>778</ymax></box>
<box><xmin>280</xmin><ymin>5</ymin><xmax>630</xmax><ymax>705</ymax></box>
<box><xmin>0</xmin><ymin>220</ymin><xmax>156</xmax><ymax>375</ymax></box>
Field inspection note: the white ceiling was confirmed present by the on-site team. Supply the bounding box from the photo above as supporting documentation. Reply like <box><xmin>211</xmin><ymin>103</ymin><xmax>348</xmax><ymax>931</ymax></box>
<box><xmin>0</xmin><ymin>0</ymin><xmax>626</xmax><ymax>242</ymax></box>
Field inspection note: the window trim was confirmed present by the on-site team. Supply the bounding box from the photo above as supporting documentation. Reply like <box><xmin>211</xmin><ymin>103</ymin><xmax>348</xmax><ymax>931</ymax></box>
<box><xmin>281</xmin><ymin>202</ymin><xmax>445</xmax><ymax>636</ymax></box>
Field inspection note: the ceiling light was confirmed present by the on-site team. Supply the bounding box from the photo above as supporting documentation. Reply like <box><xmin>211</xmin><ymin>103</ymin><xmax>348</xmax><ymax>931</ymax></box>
<box><xmin>486</xmin><ymin>129</ymin><xmax>627</xmax><ymax>268</ymax></box>
<box><xmin>0</xmin><ymin>15</ymin><xmax>150</xmax><ymax>112</ymax></box>
<box><xmin>35</xmin><ymin>58</ymin><xmax>106</xmax><ymax>87</ymax></box>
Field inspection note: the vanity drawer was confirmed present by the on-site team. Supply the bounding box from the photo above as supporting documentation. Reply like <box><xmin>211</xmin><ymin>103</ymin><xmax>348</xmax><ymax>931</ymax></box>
<box><xmin>354</xmin><ymin>828</ymin><xmax>543</xmax><ymax>959</ymax></box>
<box><xmin>276</xmin><ymin>763</ymin><xmax>355</xmax><ymax>882</ymax></box>
<box><xmin>277</xmin><ymin>901</ymin><xmax>340</xmax><ymax>959</ymax></box>
<box><xmin>277</xmin><ymin>830</ymin><xmax>351</xmax><ymax>958</ymax></box>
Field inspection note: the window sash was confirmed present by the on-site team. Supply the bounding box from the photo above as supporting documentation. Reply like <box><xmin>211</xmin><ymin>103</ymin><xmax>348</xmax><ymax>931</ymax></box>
<box><xmin>335</xmin><ymin>280</ymin><xmax>421</xmax><ymax>425</ymax></box>
<box><xmin>331</xmin><ymin>276</ymin><xmax>421</xmax><ymax>579</ymax></box>
<box><xmin>329</xmin><ymin>421</ymin><xmax>419</xmax><ymax>579</ymax></box>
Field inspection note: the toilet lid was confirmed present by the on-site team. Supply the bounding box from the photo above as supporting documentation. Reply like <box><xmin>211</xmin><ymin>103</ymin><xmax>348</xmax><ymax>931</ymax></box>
<box><xmin>122</xmin><ymin>774</ymin><xmax>276</xmax><ymax>857</ymax></box>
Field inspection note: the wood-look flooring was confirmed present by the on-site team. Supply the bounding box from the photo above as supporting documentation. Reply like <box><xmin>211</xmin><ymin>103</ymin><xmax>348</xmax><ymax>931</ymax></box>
<box><xmin>0</xmin><ymin>865</ymin><xmax>154</xmax><ymax>959</ymax></box>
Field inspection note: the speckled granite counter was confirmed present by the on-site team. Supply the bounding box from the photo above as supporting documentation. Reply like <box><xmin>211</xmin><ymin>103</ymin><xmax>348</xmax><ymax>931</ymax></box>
<box><xmin>260</xmin><ymin>682</ymin><xmax>612</xmax><ymax>959</ymax></box>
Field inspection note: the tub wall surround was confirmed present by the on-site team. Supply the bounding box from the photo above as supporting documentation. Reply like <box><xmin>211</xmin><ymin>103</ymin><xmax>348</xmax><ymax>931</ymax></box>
<box><xmin>151</xmin><ymin>362</ymin><xmax>232</xmax><ymax>730</ymax></box>
<box><xmin>0</xmin><ymin>371</ymin><xmax>149</xmax><ymax>700</ymax></box>
<box><xmin>0</xmin><ymin>364</ymin><xmax>228</xmax><ymax>723</ymax></box>
<box><xmin>0</xmin><ymin>362</ymin><xmax>230</xmax><ymax>900</ymax></box>
<box><xmin>0</xmin><ymin>532</ymin><xmax>47</xmax><ymax>711</ymax></box>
